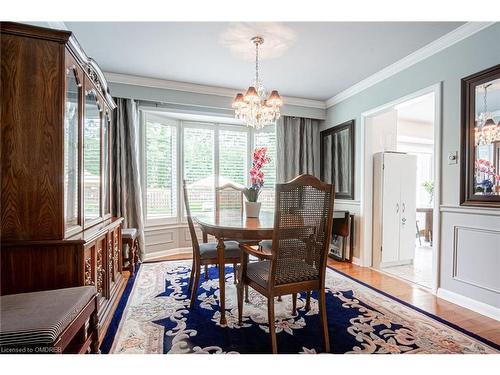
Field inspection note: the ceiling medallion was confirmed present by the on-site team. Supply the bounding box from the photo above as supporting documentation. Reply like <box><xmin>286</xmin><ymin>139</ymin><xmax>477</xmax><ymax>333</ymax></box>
<box><xmin>232</xmin><ymin>36</ymin><xmax>282</xmax><ymax>129</ymax></box>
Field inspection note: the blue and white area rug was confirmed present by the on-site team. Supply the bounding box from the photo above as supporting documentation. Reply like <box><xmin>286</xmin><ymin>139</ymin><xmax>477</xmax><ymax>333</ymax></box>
<box><xmin>103</xmin><ymin>260</ymin><xmax>499</xmax><ymax>354</ymax></box>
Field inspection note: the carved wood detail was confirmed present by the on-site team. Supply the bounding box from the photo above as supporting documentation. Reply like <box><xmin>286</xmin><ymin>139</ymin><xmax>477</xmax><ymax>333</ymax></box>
<box><xmin>85</xmin><ymin>257</ymin><xmax>94</xmax><ymax>286</ymax></box>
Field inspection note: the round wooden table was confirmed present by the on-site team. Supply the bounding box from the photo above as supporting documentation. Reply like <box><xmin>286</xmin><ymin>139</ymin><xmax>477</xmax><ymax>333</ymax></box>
<box><xmin>193</xmin><ymin>209</ymin><xmax>274</xmax><ymax>325</ymax></box>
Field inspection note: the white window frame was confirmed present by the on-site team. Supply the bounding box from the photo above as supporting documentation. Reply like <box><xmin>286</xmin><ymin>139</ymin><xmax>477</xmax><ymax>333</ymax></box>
<box><xmin>141</xmin><ymin>111</ymin><xmax>180</xmax><ymax>227</ymax></box>
<box><xmin>218</xmin><ymin>123</ymin><xmax>251</xmax><ymax>187</ymax></box>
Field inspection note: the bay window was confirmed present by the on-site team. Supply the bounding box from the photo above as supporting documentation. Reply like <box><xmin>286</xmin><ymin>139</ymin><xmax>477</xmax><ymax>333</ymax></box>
<box><xmin>141</xmin><ymin>110</ymin><xmax>276</xmax><ymax>224</ymax></box>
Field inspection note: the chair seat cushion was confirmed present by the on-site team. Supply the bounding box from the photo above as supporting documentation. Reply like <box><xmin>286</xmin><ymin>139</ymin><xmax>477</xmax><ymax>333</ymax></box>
<box><xmin>0</xmin><ymin>286</ymin><xmax>96</xmax><ymax>347</ymax></box>
<box><xmin>246</xmin><ymin>259</ymin><xmax>319</xmax><ymax>288</ymax></box>
<box><xmin>122</xmin><ymin>228</ymin><xmax>138</xmax><ymax>240</ymax></box>
<box><xmin>199</xmin><ymin>241</ymin><xmax>241</xmax><ymax>260</ymax></box>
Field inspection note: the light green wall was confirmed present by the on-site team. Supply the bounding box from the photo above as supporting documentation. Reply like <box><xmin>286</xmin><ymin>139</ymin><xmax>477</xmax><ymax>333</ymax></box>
<box><xmin>110</xmin><ymin>82</ymin><xmax>326</xmax><ymax>120</ymax></box>
<box><xmin>323</xmin><ymin>22</ymin><xmax>500</xmax><ymax>206</ymax></box>
<box><xmin>323</xmin><ymin>23</ymin><xmax>500</xmax><ymax>310</ymax></box>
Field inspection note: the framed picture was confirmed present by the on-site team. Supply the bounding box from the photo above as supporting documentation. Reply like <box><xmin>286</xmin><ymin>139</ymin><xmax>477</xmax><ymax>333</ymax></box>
<box><xmin>460</xmin><ymin>64</ymin><xmax>500</xmax><ymax>207</ymax></box>
<box><xmin>320</xmin><ymin>120</ymin><xmax>355</xmax><ymax>200</ymax></box>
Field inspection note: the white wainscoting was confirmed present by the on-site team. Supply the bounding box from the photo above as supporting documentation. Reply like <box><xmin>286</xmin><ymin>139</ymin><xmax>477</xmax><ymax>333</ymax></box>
<box><xmin>439</xmin><ymin>206</ymin><xmax>500</xmax><ymax>321</ymax></box>
<box><xmin>144</xmin><ymin>223</ymin><xmax>215</xmax><ymax>259</ymax></box>
<box><xmin>453</xmin><ymin>226</ymin><xmax>500</xmax><ymax>294</ymax></box>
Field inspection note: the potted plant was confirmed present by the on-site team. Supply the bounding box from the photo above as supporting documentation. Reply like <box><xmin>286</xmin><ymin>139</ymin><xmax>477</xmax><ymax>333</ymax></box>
<box><xmin>422</xmin><ymin>180</ymin><xmax>434</xmax><ymax>206</ymax></box>
<box><xmin>243</xmin><ymin>147</ymin><xmax>270</xmax><ymax>218</ymax></box>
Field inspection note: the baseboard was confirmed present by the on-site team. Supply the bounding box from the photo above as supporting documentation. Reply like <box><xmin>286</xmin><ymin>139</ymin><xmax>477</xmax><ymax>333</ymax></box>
<box><xmin>145</xmin><ymin>247</ymin><xmax>192</xmax><ymax>261</ymax></box>
<box><xmin>351</xmin><ymin>257</ymin><xmax>362</xmax><ymax>266</ymax></box>
<box><xmin>437</xmin><ymin>288</ymin><xmax>500</xmax><ymax>321</ymax></box>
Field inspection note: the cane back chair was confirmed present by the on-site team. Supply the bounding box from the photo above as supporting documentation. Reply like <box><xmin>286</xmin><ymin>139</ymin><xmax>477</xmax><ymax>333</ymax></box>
<box><xmin>183</xmin><ymin>181</ymin><xmax>242</xmax><ymax>308</ymax></box>
<box><xmin>237</xmin><ymin>174</ymin><xmax>335</xmax><ymax>353</ymax></box>
<box><xmin>215</xmin><ymin>183</ymin><xmax>244</xmax><ymax>215</ymax></box>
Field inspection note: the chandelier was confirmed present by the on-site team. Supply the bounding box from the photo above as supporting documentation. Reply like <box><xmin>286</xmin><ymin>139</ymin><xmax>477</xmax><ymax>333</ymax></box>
<box><xmin>475</xmin><ymin>83</ymin><xmax>500</xmax><ymax>146</ymax></box>
<box><xmin>232</xmin><ymin>36</ymin><xmax>282</xmax><ymax>129</ymax></box>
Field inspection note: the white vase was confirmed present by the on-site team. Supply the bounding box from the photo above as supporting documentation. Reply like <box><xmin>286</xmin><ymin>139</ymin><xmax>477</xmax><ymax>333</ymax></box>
<box><xmin>245</xmin><ymin>201</ymin><xmax>261</xmax><ymax>218</ymax></box>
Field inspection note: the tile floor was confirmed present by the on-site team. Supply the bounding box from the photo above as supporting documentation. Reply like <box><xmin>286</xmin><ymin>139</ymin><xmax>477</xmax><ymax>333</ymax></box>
<box><xmin>381</xmin><ymin>240</ymin><xmax>433</xmax><ymax>288</ymax></box>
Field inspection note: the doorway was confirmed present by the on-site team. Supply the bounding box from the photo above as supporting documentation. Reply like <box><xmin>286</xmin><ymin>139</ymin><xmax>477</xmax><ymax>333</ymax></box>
<box><xmin>359</xmin><ymin>84</ymin><xmax>441</xmax><ymax>291</ymax></box>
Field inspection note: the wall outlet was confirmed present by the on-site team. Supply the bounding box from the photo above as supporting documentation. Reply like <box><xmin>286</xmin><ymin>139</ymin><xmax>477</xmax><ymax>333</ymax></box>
<box><xmin>448</xmin><ymin>151</ymin><xmax>458</xmax><ymax>165</ymax></box>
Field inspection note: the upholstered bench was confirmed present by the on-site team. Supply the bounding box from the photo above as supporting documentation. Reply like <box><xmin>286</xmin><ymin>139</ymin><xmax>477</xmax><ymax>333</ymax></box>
<box><xmin>122</xmin><ymin>228</ymin><xmax>139</xmax><ymax>276</ymax></box>
<box><xmin>0</xmin><ymin>286</ymin><xmax>99</xmax><ymax>354</ymax></box>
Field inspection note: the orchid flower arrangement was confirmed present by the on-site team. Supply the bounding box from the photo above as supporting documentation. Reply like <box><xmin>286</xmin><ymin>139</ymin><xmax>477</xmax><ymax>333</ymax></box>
<box><xmin>475</xmin><ymin>159</ymin><xmax>500</xmax><ymax>192</ymax></box>
<box><xmin>243</xmin><ymin>147</ymin><xmax>270</xmax><ymax>202</ymax></box>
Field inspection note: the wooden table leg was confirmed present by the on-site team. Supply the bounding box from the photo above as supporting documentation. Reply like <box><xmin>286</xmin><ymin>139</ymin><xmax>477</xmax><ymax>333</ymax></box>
<box><xmin>425</xmin><ymin>211</ymin><xmax>433</xmax><ymax>242</ymax></box>
<box><xmin>217</xmin><ymin>237</ymin><xmax>227</xmax><ymax>326</ymax></box>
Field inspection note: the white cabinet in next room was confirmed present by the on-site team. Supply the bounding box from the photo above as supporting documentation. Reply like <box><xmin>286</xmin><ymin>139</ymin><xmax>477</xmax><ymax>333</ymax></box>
<box><xmin>373</xmin><ymin>152</ymin><xmax>417</xmax><ymax>268</ymax></box>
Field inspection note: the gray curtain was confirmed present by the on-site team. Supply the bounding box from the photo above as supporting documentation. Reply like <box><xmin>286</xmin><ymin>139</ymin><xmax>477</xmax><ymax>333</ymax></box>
<box><xmin>335</xmin><ymin>129</ymin><xmax>350</xmax><ymax>193</ymax></box>
<box><xmin>112</xmin><ymin>98</ymin><xmax>145</xmax><ymax>260</ymax></box>
<box><xmin>276</xmin><ymin>116</ymin><xmax>320</xmax><ymax>182</ymax></box>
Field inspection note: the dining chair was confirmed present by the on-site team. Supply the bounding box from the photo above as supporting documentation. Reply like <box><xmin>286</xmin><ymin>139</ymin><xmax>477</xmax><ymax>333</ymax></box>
<box><xmin>183</xmin><ymin>181</ymin><xmax>242</xmax><ymax>308</ymax></box>
<box><xmin>236</xmin><ymin>174</ymin><xmax>335</xmax><ymax>354</ymax></box>
<box><xmin>216</xmin><ymin>183</ymin><xmax>244</xmax><ymax>215</ymax></box>
<box><xmin>216</xmin><ymin>182</ymin><xmax>260</xmax><ymax>252</ymax></box>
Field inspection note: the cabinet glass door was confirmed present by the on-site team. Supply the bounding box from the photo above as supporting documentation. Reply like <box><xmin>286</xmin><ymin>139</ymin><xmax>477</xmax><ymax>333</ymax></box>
<box><xmin>64</xmin><ymin>67</ymin><xmax>80</xmax><ymax>230</ymax></box>
<box><xmin>102</xmin><ymin>110</ymin><xmax>111</xmax><ymax>216</ymax></box>
<box><xmin>84</xmin><ymin>88</ymin><xmax>102</xmax><ymax>224</ymax></box>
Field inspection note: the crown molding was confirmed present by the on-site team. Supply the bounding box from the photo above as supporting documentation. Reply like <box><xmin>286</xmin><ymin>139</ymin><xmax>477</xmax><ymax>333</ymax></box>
<box><xmin>326</xmin><ymin>22</ymin><xmax>496</xmax><ymax>108</ymax></box>
<box><xmin>104</xmin><ymin>72</ymin><xmax>326</xmax><ymax>109</ymax></box>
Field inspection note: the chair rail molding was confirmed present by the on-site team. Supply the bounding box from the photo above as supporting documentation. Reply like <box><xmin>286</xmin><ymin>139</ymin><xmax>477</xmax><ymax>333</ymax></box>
<box><xmin>440</xmin><ymin>205</ymin><xmax>500</xmax><ymax>217</ymax></box>
<box><xmin>326</xmin><ymin>22</ymin><xmax>496</xmax><ymax>107</ymax></box>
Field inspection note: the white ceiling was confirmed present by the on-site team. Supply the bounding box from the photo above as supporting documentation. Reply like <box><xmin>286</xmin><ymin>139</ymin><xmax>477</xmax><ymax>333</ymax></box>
<box><xmin>66</xmin><ymin>22</ymin><xmax>464</xmax><ymax>101</ymax></box>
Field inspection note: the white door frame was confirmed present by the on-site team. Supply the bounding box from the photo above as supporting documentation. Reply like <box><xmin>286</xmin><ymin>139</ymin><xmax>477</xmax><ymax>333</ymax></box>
<box><xmin>358</xmin><ymin>83</ymin><xmax>442</xmax><ymax>293</ymax></box>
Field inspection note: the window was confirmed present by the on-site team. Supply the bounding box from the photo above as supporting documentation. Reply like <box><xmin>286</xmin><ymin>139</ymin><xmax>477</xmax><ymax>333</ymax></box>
<box><xmin>219</xmin><ymin>128</ymin><xmax>248</xmax><ymax>186</ymax></box>
<box><xmin>145</xmin><ymin>114</ymin><xmax>177</xmax><ymax>219</ymax></box>
<box><xmin>141</xmin><ymin>110</ymin><xmax>277</xmax><ymax>221</ymax></box>
<box><xmin>415</xmin><ymin>152</ymin><xmax>434</xmax><ymax>207</ymax></box>
<box><xmin>254</xmin><ymin>128</ymin><xmax>277</xmax><ymax>211</ymax></box>
<box><xmin>183</xmin><ymin>126</ymin><xmax>215</xmax><ymax>214</ymax></box>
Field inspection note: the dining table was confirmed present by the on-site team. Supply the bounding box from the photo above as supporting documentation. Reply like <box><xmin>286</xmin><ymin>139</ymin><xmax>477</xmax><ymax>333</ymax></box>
<box><xmin>193</xmin><ymin>209</ymin><xmax>275</xmax><ymax>325</ymax></box>
<box><xmin>416</xmin><ymin>207</ymin><xmax>433</xmax><ymax>243</ymax></box>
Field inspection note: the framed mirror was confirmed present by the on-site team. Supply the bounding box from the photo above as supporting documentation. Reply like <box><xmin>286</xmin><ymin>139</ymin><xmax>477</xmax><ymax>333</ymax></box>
<box><xmin>320</xmin><ymin>120</ymin><xmax>355</xmax><ymax>200</ymax></box>
<box><xmin>461</xmin><ymin>64</ymin><xmax>500</xmax><ymax>207</ymax></box>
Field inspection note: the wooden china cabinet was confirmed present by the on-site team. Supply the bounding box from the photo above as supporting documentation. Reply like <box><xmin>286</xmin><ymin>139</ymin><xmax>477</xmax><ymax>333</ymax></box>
<box><xmin>0</xmin><ymin>22</ymin><xmax>125</xmax><ymax>337</ymax></box>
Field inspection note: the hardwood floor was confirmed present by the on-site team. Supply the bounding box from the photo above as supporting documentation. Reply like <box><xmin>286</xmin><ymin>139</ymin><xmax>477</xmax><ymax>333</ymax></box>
<box><xmin>145</xmin><ymin>253</ymin><xmax>500</xmax><ymax>345</ymax></box>
<box><xmin>329</xmin><ymin>260</ymin><xmax>500</xmax><ymax>345</ymax></box>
